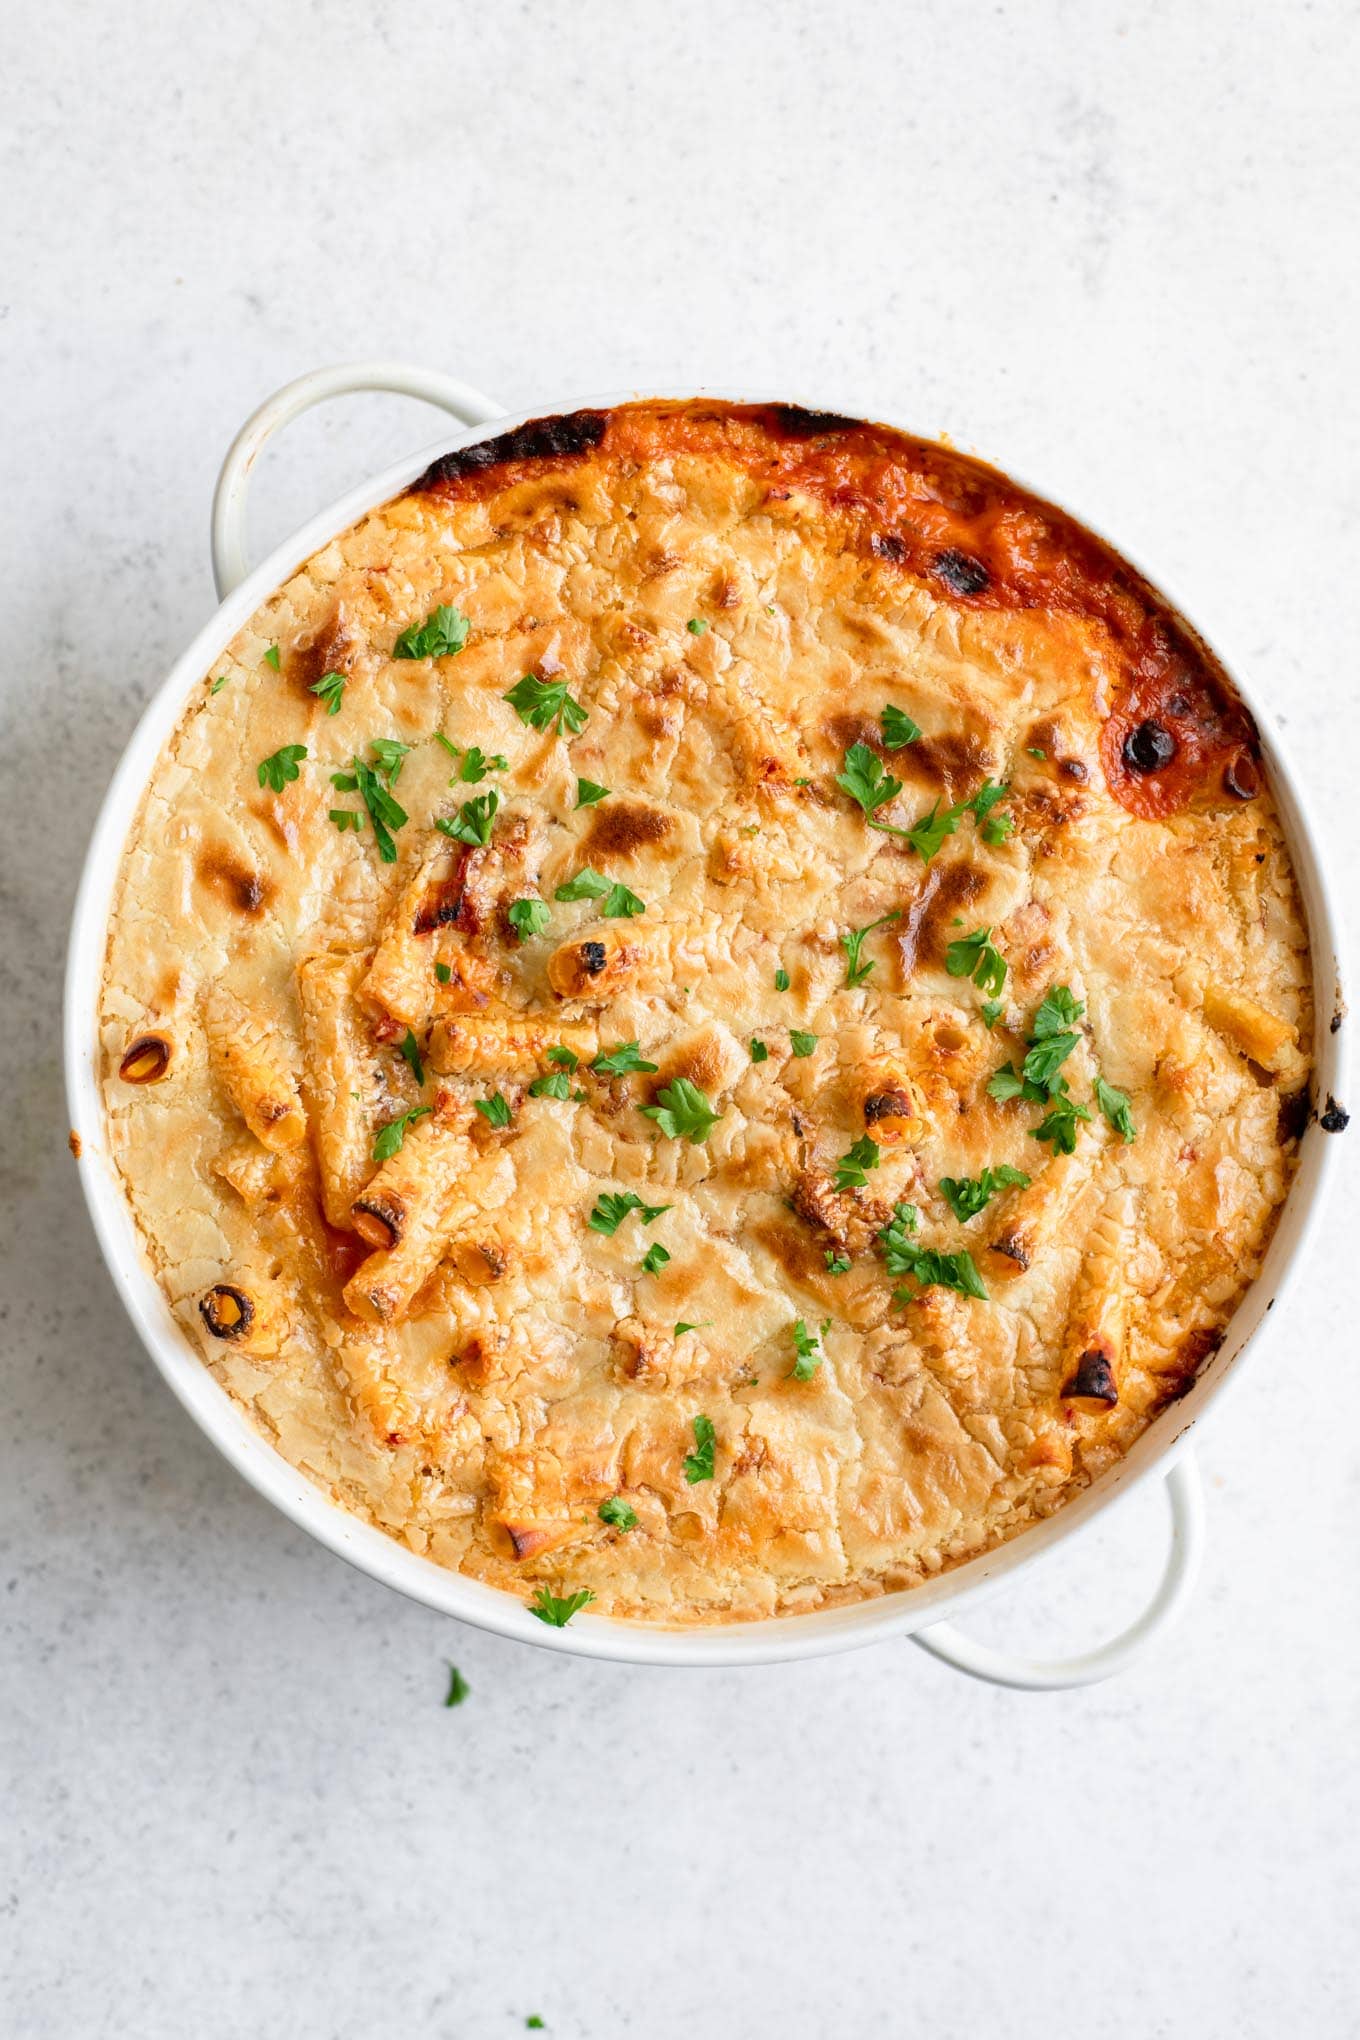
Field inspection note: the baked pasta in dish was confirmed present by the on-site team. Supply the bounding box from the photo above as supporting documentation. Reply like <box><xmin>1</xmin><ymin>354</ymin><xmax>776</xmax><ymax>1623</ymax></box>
<box><xmin>99</xmin><ymin>400</ymin><xmax>1314</xmax><ymax>1624</ymax></box>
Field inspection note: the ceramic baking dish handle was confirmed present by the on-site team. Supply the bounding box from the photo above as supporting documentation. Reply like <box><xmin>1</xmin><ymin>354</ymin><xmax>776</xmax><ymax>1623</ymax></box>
<box><xmin>909</xmin><ymin>1452</ymin><xmax>1204</xmax><ymax>1690</ymax></box>
<box><xmin>211</xmin><ymin>363</ymin><xmax>506</xmax><ymax>599</ymax></box>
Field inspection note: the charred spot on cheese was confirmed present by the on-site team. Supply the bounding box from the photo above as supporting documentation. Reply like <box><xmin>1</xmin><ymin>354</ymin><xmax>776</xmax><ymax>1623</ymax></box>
<box><xmin>581</xmin><ymin>940</ymin><xmax>607</xmax><ymax>974</ymax></box>
<box><xmin>1320</xmin><ymin>1095</ymin><xmax>1350</xmax><ymax>1133</ymax></box>
<box><xmin>582</xmin><ymin>800</ymin><xmax>673</xmax><ymax>860</ymax></box>
<box><xmin>199</xmin><ymin>1284</ymin><xmax>255</xmax><ymax>1340</ymax></box>
<box><xmin>767</xmin><ymin>404</ymin><xmax>858</xmax><ymax>439</ymax></box>
<box><xmin>892</xmin><ymin>727</ymin><xmax>996</xmax><ymax>803</ymax></box>
<box><xmin>413</xmin><ymin>850</ymin><xmax>477</xmax><ymax>936</ymax></box>
<box><xmin>119</xmin><ymin>1033</ymin><xmax>172</xmax><ymax>1084</ymax></box>
<box><xmin>1276</xmin><ymin>1085</ymin><xmax>1311</xmax><ymax>1144</ymax></box>
<box><xmin>352</xmin><ymin>1193</ymin><xmax>408</xmax><ymax>1251</ymax></box>
<box><xmin>413</xmin><ymin>409</ymin><xmax>608</xmax><ymax>493</ymax></box>
<box><xmin>197</xmin><ymin>847</ymin><xmax>274</xmax><ymax>919</ymax></box>
<box><xmin>1100</xmin><ymin>616</ymin><xmax>1258</xmax><ymax>819</ymax></box>
<box><xmin>863</xmin><ymin>1088</ymin><xmax>915</xmax><ymax>1139</ymax></box>
<box><xmin>1061</xmin><ymin>1348</ymin><xmax>1119</xmax><ymax>1406</ymax></box>
<box><xmin>934</xmin><ymin>548</ymin><xmax>990</xmax><ymax>597</ymax></box>
<box><xmin>871</xmin><ymin>530</ymin><xmax>908</xmax><ymax>563</ymax></box>
<box><xmin>289</xmin><ymin>607</ymin><xmax>354</xmax><ymax>699</ymax></box>
<box><xmin>988</xmin><ymin>1229</ymin><xmax>1029</xmax><ymax>1273</ymax></box>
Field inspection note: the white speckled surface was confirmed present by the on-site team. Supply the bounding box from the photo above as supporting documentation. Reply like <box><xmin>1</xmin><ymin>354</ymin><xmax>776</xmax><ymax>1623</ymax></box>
<box><xmin>3</xmin><ymin>4</ymin><xmax>1358</xmax><ymax>2034</ymax></box>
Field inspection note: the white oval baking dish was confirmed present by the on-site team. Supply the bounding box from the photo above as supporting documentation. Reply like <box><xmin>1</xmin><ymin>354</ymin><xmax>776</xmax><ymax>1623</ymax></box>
<box><xmin>65</xmin><ymin>364</ymin><xmax>1350</xmax><ymax>1688</ymax></box>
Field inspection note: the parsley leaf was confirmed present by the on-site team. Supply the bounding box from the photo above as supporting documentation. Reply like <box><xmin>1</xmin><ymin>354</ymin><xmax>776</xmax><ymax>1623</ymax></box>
<box><xmin>879</xmin><ymin>1203</ymin><xmax>987</xmax><ymax>1300</ymax></box>
<box><xmin>987</xmin><ymin>1065</ymin><xmax>1029</xmax><ymax>1102</ymax></box>
<box><xmin>1032</xmin><ymin>985</ymin><xmax>1085</xmax><ymax>1038</ymax></box>
<box><xmin>210</xmin><ymin>673</ymin><xmax>230</xmax><ymax>694</ymax></box>
<box><xmin>791</xmin><ymin>1317</ymin><xmax>830</xmax><ymax>1381</ymax></box>
<box><xmin>643</xmin><ymin>1079</ymin><xmax>723</xmax><ymax>1144</ymax></box>
<box><xmin>548</xmin><ymin>1045</ymin><xmax>580</xmax><ymax>1070</ymax></box>
<box><xmin>475</xmin><ymin>1092</ymin><xmax>513</xmax><ymax>1129</ymax></box>
<box><xmin>825</xmin><ymin>1249</ymin><xmax>852</xmax><ymax>1274</ymax></box>
<box><xmin>576</xmin><ymin>778</ymin><xmax>611</xmax><ymax>807</ymax></box>
<box><xmin>444</xmin><ymin>1663</ymin><xmax>469</xmax><ymax>1708</ymax></box>
<box><xmin>397</xmin><ymin>1028</ymin><xmax>426</xmax><ymax>1087</ymax></box>
<box><xmin>835</xmin><ymin>742</ymin><xmax>912</xmax><ymax>835</ymax></box>
<box><xmin>774</xmin><ymin>967</ymin><xmax>791</xmax><ymax>992</ymax></box>
<box><xmin>529</xmin><ymin>1586</ymin><xmax>594</xmax><ymax>1627</ymax></box>
<box><xmin>938</xmin><ymin>1164</ymin><xmax>1030</xmax><ymax>1222</ymax></box>
<box><xmin>945</xmin><ymin>926</ymin><xmax>1006</xmax><ymax>997</ymax></box>
<box><xmin>504</xmin><ymin>672</ymin><xmax>588</xmax><ymax>736</ymax></box>
<box><xmin>508</xmin><ymin>897</ymin><xmax>550</xmax><ymax>940</ymax></box>
<box><xmin>394</xmin><ymin>604</ymin><xmax>470</xmax><ymax>660</ymax></box>
<box><xmin>599</xmin><ymin>1496</ymin><xmax>637</xmax><ymax>1531</ymax></box>
<box><xmin>1094</xmin><ymin>1074</ymin><xmax>1137</xmax><ymax>1143</ymax></box>
<box><xmin>588</xmin><ymin>1191</ymin><xmax>674</xmax><ymax>1236</ymax></box>
<box><xmin>452</xmin><ymin>744</ymin><xmax>507</xmax><ymax>783</ymax></box>
<box><xmin>881</xmin><ymin>705</ymin><xmax>922</xmax><ymax>749</ymax></box>
<box><xmin>906</xmin><ymin>800</ymin><xmax>964</xmax><ymax>862</ymax></box>
<box><xmin>1022</xmin><ymin>1029</ymin><xmax>1081</xmax><ymax>1092</ymax></box>
<box><xmin>640</xmin><ymin>1243</ymin><xmax>671</xmax><ymax>1275</ymax></box>
<box><xmin>369</xmin><ymin>736</ymin><xmax>410</xmax><ymax>784</ymax></box>
<box><xmin>309</xmin><ymin>670</ymin><xmax>346</xmax><ymax>715</ymax></box>
<box><xmin>590</xmin><ymin>1041</ymin><xmax>659</xmax><ymax>1077</ymax></box>
<box><xmin>839</xmin><ymin>910</ymin><xmax>901</xmax><ymax>989</ymax></box>
<box><xmin>330</xmin><ymin>808</ymin><xmax>363</xmax><ymax>833</ymax></box>
<box><xmin>263</xmin><ymin>644</ymin><xmax>281</xmax><ymax>671</ymax></box>
<box><xmin>683</xmin><ymin>1414</ymin><xmax>716</xmax><ymax>1482</ymax></box>
<box><xmin>257</xmin><ymin>743</ymin><xmax>307</xmax><ymax>793</ymax></box>
<box><xmin>750</xmin><ymin>1039</ymin><xmax>769</xmax><ymax>1063</ymax></box>
<box><xmin>981</xmin><ymin>998</ymin><xmax>1004</xmax><ymax>1030</ymax></box>
<box><xmin>674</xmin><ymin>1321</ymin><xmax>711</xmax><ymax>1337</ymax></box>
<box><xmin>686</xmin><ymin>618</ymin><xmax>708</xmax><ymax>635</ymax></box>
<box><xmin>1027</xmin><ymin>745</ymin><xmax>1047</xmax><ymax>760</ymax></box>
<box><xmin>436</xmin><ymin>790</ymin><xmax>499</xmax><ymax>847</ymax></box>
<box><xmin>434</xmin><ymin>962</ymin><xmax>452</xmax><ymax>984</ymax></box>
<box><xmin>789</xmin><ymin>1030</ymin><xmax>818</xmax><ymax>1057</ymax></box>
<box><xmin>602</xmin><ymin>881</ymin><xmax>646</xmax><ymax>919</ymax></box>
<box><xmin>834</xmin><ymin>1135</ymin><xmax>881</xmax><ymax>1192</ymax></box>
<box><xmin>554</xmin><ymin>866</ymin><xmax>612</xmax><ymax>903</ymax></box>
<box><xmin>372</xmin><ymin>1104</ymin><xmax>431</xmax><ymax>1161</ymax></box>
<box><xmin>345</xmin><ymin>754</ymin><xmax>408</xmax><ymax>861</ymax></box>
<box><xmin>528</xmin><ymin>1070</ymin><xmax>572</xmax><ymax>1100</ymax></box>
<box><xmin>1031</xmin><ymin>1088</ymin><xmax>1092</xmax><ymax>1154</ymax></box>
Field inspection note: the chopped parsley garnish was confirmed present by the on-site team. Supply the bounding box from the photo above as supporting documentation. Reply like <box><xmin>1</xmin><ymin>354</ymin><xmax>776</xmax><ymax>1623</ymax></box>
<box><xmin>938</xmin><ymin>1164</ymin><xmax>1030</xmax><ymax>1222</ymax></box>
<box><xmin>789</xmin><ymin>1030</ymin><xmax>818</xmax><ymax>1057</ymax></box>
<box><xmin>905</xmin><ymin>800</ymin><xmax>963</xmax><ymax>863</ymax></box>
<box><xmin>588</xmin><ymin>1191</ymin><xmax>673</xmax><ymax>1236</ymax></box>
<box><xmin>436</xmin><ymin>789</ymin><xmax>499</xmax><ymax>847</ymax></box>
<box><xmin>554</xmin><ymin>866</ymin><xmax>611</xmax><ymax>903</ymax></box>
<box><xmin>903</xmin><ymin>779</ymin><xmax>1016</xmax><ymax>863</ymax></box>
<box><xmin>210</xmin><ymin>673</ymin><xmax>230</xmax><ymax>694</ymax></box>
<box><xmin>397</xmin><ymin>1028</ymin><xmax>426</xmax><ymax>1087</ymax></box>
<box><xmin>1034</xmin><ymin>984</ymin><xmax>1085</xmax><ymax>1035</ymax></box>
<box><xmin>674</xmin><ymin>1321</ymin><xmax>710</xmax><ymax>1337</ymax></box>
<box><xmin>508</xmin><ymin>896</ymin><xmax>550</xmax><ymax>940</ymax></box>
<box><xmin>590</xmin><ymin>1041</ymin><xmax>659</xmax><ymax>1077</ymax></box>
<box><xmin>774</xmin><ymin>967</ymin><xmax>791</xmax><ymax>992</ymax></box>
<box><xmin>602</xmin><ymin>881</ymin><xmax>646</xmax><ymax>919</ymax></box>
<box><xmin>576</xmin><ymin>778</ymin><xmax>611</xmax><ymax>807</ymax></box>
<box><xmin>835</xmin><ymin>742</ymin><xmax>912</xmax><ymax>836</ymax></box>
<box><xmin>946</xmin><ymin>926</ymin><xmax>1006</xmax><ymax>997</ymax></box>
<box><xmin>833</xmin><ymin>1134</ymin><xmax>881</xmax><ymax>1192</ymax></box>
<box><xmin>475</xmin><ymin>1091</ymin><xmax>513</xmax><ymax>1129</ymax></box>
<box><xmin>529</xmin><ymin>1586</ymin><xmax>594</xmax><ymax>1627</ymax></box>
<box><xmin>434</xmin><ymin>962</ymin><xmax>452</xmax><ymax>984</ymax></box>
<box><xmin>881</xmin><ymin>705</ymin><xmax>922</xmax><ymax>749</ymax></box>
<box><xmin>310</xmin><ymin>669</ymin><xmax>346</xmax><ymax>715</ymax></box>
<box><xmin>370</xmin><ymin>736</ymin><xmax>410</xmax><ymax>783</ymax></box>
<box><xmin>986</xmin><ymin>984</ymin><xmax>1096</xmax><ymax>1153</ymax></box>
<box><xmin>790</xmin><ymin>1317</ymin><xmax>829</xmax><ymax>1381</ymax></box>
<box><xmin>1094</xmin><ymin>1074</ymin><xmax>1137</xmax><ymax>1143</ymax></box>
<box><xmin>257</xmin><ymin>743</ymin><xmax>307</xmax><ymax>793</ymax></box>
<box><xmin>981</xmin><ymin>811</ymin><xmax>1014</xmax><ymax>846</ymax></box>
<box><xmin>528</xmin><ymin>1070</ymin><xmax>571</xmax><ymax>1100</ymax></box>
<box><xmin>879</xmin><ymin>1201</ymin><xmax>987</xmax><ymax>1300</ymax></box>
<box><xmin>750</xmin><ymin>1039</ymin><xmax>770</xmax><ymax>1064</ymax></box>
<box><xmin>839</xmin><ymin>910</ymin><xmax>901</xmax><ymax>989</ymax></box>
<box><xmin>339</xmin><ymin>753</ymin><xmax>408</xmax><ymax>861</ymax></box>
<box><xmin>448</xmin><ymin>744</ymin><xmax>507</xmax><ymax>783</ymax></box>
<box><xmin>526</xmin><ymin>2021</ymin><xmax>545</xmax><ymax>2032</ymax></box>
<box><xmin>393</xmin><ymin>603</ymin><xmax>470</xmax><ymax>660</ymax></box>
<box><xmin>643</xmin><ymin>1079</ymin><xmax>722</xmax><ymax>1144</ymax></box>
<box><xmin>372</xmin><ymin>1103</ymin><xmax>431</xmax><ymax>1162</ymax></box>
<box><xmin>640</xmin><ymin>1242</ymin><xmax>672</xmax><ymax>1275</ymax></box>
<box><xmin>686</xmin><ymin>618</ymin><xmax>708</xmax><ymax>635</ymax></box>
<box><xmin>683</xmin><ymin>1414</ymin><xmax>716</xmax><ymax>1483</ymax></box>
<box><xmin>547</xmin><ymin>1045</ymin><xmax>580</xmax><ymax>1070</ymax></box>
<box><xmin>598</xmin><ymin>1496</ymin><xmax>637</xmax><ymax>1531</ymax></box>
<box><xmin>1027</xmin><ymin>745</ymin><xmax>1047</xmax><ymax>760</ymax></box>
<box><xmin>504</xmin><ymin>672</ymin><xmax>588</xmax><ymax>736</ymax></box>
<box><xmin>259</xmin><ymin>644</ymin><xmax>280</xmax><ymax>673</ymax></box>
<box><xmin>981</xmin><ymin>998</ymin><xmax>1004</xmax><ymax>1030</ymax></box>
<box><xmin>1031</xmin><ymin>1088</ymin><xmax>1093</xmax><ymax>1154</ymax></box>
<box><xmin>444</xmin><ymin>1663</ymin><xmax>469</xmax><ymax>1708</ymax></box>
<box><xmin>329</xmin><ymin>808</ymin><xmax>363</xmax><ymax>833</ymax></box>
<box><xmin>1022</xmin><ymin>1028</ymin><xmax>1081</xmax><ymax>1093</ymax></box>
<box><xmin>825</xmin><ymin>1250</ymin><xmax>852</xmax><ymax>1274</ymax></box>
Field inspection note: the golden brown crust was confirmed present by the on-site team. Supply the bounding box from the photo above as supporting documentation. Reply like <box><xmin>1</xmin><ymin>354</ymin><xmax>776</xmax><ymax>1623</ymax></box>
<box><xmin>98</xmin><ymin>399</ymin><xmax>1312</xmax><ymax>1624</ymax></box>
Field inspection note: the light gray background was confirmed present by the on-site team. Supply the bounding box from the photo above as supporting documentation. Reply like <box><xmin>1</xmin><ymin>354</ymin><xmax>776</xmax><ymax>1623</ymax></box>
<box><xmin>3</xmin><ymin>4</ymin><xmax>1358</xmax><ymax>2036</ymax></box>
